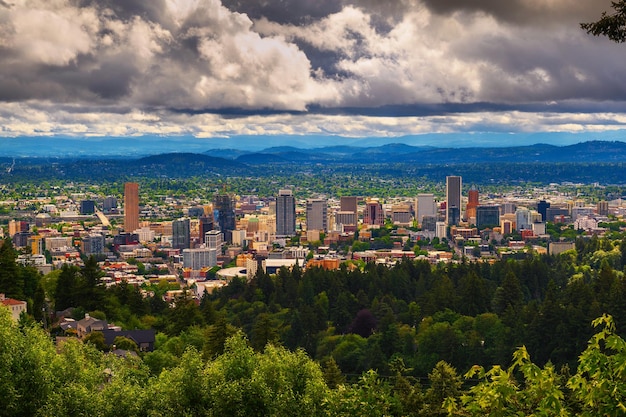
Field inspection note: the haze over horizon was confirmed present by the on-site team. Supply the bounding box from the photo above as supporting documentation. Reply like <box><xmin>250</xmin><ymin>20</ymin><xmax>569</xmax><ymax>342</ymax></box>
<box><xmin>1</xmin><ymin>0</ymin><xmax>626</xmax><ymax>149</ymax></box>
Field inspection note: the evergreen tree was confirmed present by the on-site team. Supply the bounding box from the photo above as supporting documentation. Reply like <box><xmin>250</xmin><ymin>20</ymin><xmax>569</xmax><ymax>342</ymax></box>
<box><xmin>80</xmin><ymin>255</ymin><xmax>105</xmax><ymax>311</ymax></box>
<box><xmin>322</xmin><ymin>356</ymin><xmax>345</xmax><ymax>388</ymax></box>
<box><xmin>491</xmin><ymin>271</ymin><xmax>524</xmax><ymax>315</ymax></box>
<box><xmin>203</xmin><ymin>315</ymin><xmax>237</xmax><ymax>359</ymax></box>
<box><xmin>54</xmin><ymin>264</ymin><xmax>80</xmax><ymax>311</ymax></box>
<box><xmin>422</xmin><ymin>361</ymin><xmax>461</xmax><ymax>416</ymax></box>
<box><xmin>0</xmin><ymin>238</ymin><xmax>23</xmax><ymax>299</ymax></box>
<box><xmin>251</xmin><ymin>312</ymin><xmax>279</xmax><ymax>351</ymax></box>
<box><xmin>33</xmin><ymin>281</ymin><xmax>46</xmax><ymax>322</ymax></box>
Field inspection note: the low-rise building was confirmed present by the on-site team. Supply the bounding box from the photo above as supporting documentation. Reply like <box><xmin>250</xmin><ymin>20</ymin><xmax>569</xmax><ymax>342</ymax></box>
<box><xmin>0</xmin><ymin>293</ymin><xmax>27</xmax><ymax>321</ymax></box>
<box><xmin>76</xmin><ymin>314</ymin><xmax>108</xmax><ymax>337</ymax></box>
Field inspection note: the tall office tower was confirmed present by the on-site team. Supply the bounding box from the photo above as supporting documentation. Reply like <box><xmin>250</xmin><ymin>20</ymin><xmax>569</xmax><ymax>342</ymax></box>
<box><xmin>502</xmin><ymin>202</ymin><xmax>517</xmax><ymax>214</ymax></box>
<box><xmin>187</xmin><ymin>207</ymin><xmax>205</xmax><ymax>217</ymax></box>
<box><xmin>205</xmin><ymin>229</ymin><xmax>223</xmax><ymax>250</ymax></box>
<box><xmin>537</xmin><ymin>200</ymin><xmax>550</xmax><ymax>221</ymax></box>
<box><xmin>12</xmin><ymin>231</ymin><xmax>32</xmax><ymax>248</ymax></box>
<box><xmin>124</xmin><ymin>182</ymin><xmax>140</xmax><ymax>232</ymax></box>
<box><xmin>276</xmin><ymin>189</ymin><xmax>296</xmax><ymax>237</ymax></box>
<box><xmin>172</xmin><ymin>218</ymin><xmax>191</xmax><ymax>250</ymax></box>
<box><xmin>30</xmin><ymin>235</ymin><xmax>43</xmax><ymax>255</ymax></box>
<box><xmin>421</xmin><ymin>215</ymin><xmax>437</xmax><ymax>231</ymax></box>
<box><xmin>597</xmin><ymin>200</ymin><xmax>609</xmax><ymax>216</ymax></box>
<box><xmin>103</xmin><ymin>196</ymin><xmax>118</xmax><ymax>214</ymax></box>
<box><xmin>545</xmin><ymin>206</ymin><xmax>568</xmax><ymax>223</ymax></box>
<box><xmin>364</xmin><ymin>200</ymin><xmax>384</xmax><ymax>226</ymax></box>
<box><xmin>391</xmin><ymin>204</ymin><xmax>411</xmax><ymax>225</ymax></box>
<box><xmin>446</xmin><ymin>176</ymin><xmax>462</xmax><ymax>226</ymax></box>
<box><xmin>335</xmin><ymin>211</ymin><xmax>357</xmax><ymax>227</ymax></box>
<box><xmin>466</xmin><ymin>185</ymin><xmax>479</xmax><ymax>221</ymax></box>
<box><xmin>183</xmin><ymin>248</ymin><xmax>216</xmax><ymax>270</ymax></box>
<box><xmin>214</xmin><ymin>194</ymin><xmax>236</xmax><ymax>243</ymax></box>
<box><xmin>340</xmin><ymin>196</ymin><xmax>358</xmax><ymax>216</ymax></box>
<box><xmin>476</xmin><ymin>205</ymin><xmax>501</xmax><ymax>229</ymax></box>
<box><xmin>416</xmin><ymin>194</ymin><xmax>436</xmax><ymax>225</ymax></box>
<box><xmin>306</xmin><ymin>198</ymin><xmax>328</xmax><ymax>232</ymax></box>
<box><xmin>82</xmin><ymin>233</ymin><xmax>106</xmax><ymax>256</ymax></box>
<box><xmin>80</xmin><ymin>200</ymin><xmax>95</xmax><ymax>215</ymax></box>
<box><xmin>9</xmin><ymin>220</ymin><xmax>28</xmax><ymax>237</ymax></box>
<box><xmin>435</xmin><ymin>221</ymin><xmax>447</xmax><ymax>239</ymax></box>
<box><xmin>516</xmin><ymin>208</ymin><xmax>532</xmax><ymax>230</ymax></box>
<box><xmin>199</xmin><ymin>215</ymin><xmax>214</xmax><ymax>241</ymax></box>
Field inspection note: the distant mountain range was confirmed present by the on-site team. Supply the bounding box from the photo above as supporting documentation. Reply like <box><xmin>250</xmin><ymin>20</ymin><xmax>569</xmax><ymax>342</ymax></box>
<box><xmin>2</xmin><ymin>141</ymin><xmax>626</xmax><ymax>184</ymax></box>
<box><xmin>198</xmin><ymin>140</ymin><xmax>626</xmax><ymax>164</ymax></box>
<box><xmin>1</xmin><ymin>131</ymin><xmax>626</xmax><ymax>158</ymax></box>
<box><xmin>1</xmin><ymin>141</ymin><xmax>626</xmax><ymax>167</ymax></box>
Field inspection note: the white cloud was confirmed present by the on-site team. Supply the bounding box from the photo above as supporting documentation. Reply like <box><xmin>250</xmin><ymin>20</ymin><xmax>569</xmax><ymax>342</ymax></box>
<box><xmin>1</xmin><ymin>1</ymin><xmax>98</xmax><ymax>66</ymax></box>
<box><xmin>2</xmin><ymin>101</ymin><xmax>626</xmax><ymax>140</ymax></box>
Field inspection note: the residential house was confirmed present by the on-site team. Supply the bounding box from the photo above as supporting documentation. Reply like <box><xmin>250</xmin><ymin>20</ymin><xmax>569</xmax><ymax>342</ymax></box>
<box><xmin>0</xmin><ymin>293</ymin><xmax>27</xmax><ymax>321</ymax></box>
<box><xmin>101</xmin><ymin>329</ymin><xmax>156</xmax><ymax>352</ymax></box>
<box><xmin>76</xmin><ymin>314</ymin><xmax>108</xmax><ymax>337</ymax></box>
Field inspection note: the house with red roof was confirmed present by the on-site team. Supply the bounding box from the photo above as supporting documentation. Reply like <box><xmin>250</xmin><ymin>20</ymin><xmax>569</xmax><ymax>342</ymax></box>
<box><xmin>0</xmin><ymin>293</ymin><xmax>27</xmax><ymax>321</ymax></box>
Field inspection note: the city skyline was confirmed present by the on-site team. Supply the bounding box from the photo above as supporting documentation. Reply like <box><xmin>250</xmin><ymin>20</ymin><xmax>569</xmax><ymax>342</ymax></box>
<box><xmin>1</xmin><ymin>1</ymin><xmax>626</xmax><ymax>148</ymax></box>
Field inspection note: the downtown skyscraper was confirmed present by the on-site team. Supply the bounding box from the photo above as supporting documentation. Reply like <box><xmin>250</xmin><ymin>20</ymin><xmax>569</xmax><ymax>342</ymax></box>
<box><xmin>214</xmin><ymin>194</ymin><xmax>235</xmax><ymax>242</ymax></box>
<box><xmin>276</xmin><ymin>189</ymin><xmax>296</xmax><ymax>237</ymax></box>
<box><xmin>306</xmin><ymin>198</ymin><xmax>328</xmax><ymax>232</ymax></box>
<box><xmin>446</xmin><ymin>176</ymin><xmax>462</xmax><ymax>226</ymax></box>
<box><xmin>124</xmin><ymin>182</ymin><xmax>139</xmax><ymax>232</ymax></box>
<box><xmin>172</xmin><ymin>217</ymin><xmax>191</xmax><ymax>250</ymax></box>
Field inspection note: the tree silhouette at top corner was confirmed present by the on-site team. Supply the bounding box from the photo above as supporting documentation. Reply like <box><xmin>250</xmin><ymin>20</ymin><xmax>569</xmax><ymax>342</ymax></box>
<box><xmin>581</xmin><ymin>1</ymin><xmax>626</xmax><ymax>43</ymax></box>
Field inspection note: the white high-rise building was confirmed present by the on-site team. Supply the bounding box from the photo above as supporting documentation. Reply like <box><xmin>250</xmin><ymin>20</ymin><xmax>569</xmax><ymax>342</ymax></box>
<box><xmin>306</xmin><ymin>198</ymin><xmax>328</xmax><ymax>232</ymax></box>
<box><xmin>231</xmin><ymin>230</ymin><xmax>246</xmax><ymax>247</ymax></box>
<box><xmin>436</xmin><ymin>221</ymin><xmax>447</xmax><ymax>239</ymax></box>
<box><xmin>516</xmin><ymin>208</ymin><xmax>532</xmax><ymax>230</ymax></box>
<box><xmin>205</xmin><ymin>229</ymin><xmax>223</xmax><ymax>250</ymax></box>
<box><xmin>183</xmin><ymin>248</ymin><xmax>217</xmax><ymax>270</ymax></box>
<box><xmin>137</xmin><ymin>227</ymin><xmax>155</xmax><ymax>243</ymax></box>
<box><xmin>416</xmin><ymin>194</ymin><xmax>436</xmax><ymax>225</ymax></box>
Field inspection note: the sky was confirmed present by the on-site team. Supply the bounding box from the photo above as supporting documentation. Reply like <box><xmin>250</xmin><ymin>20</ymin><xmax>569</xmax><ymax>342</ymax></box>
<box><xmin>1</xmin><ymin>0</ymin><xmax>626</xmax><ymax>147</ymax></box>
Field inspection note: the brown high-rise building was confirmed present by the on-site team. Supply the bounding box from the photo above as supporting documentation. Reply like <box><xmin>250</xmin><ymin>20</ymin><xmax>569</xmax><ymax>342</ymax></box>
<box><xmin>466</xmin><ymin>185</ymin><xmax>479</xmax><ymax>221</ymax></box>
<box><xmin>364</xmin><ymin>200</ymin><xmax>384</xmax><ymax>226</ymax></box>
<box><xmin>124</xmin><ymin>182</ymin><xmax>139</xmax><ymax>232</ymax></box>
<box><xmin>340</xmin><ymin>196</ymin><xmax>358</xmax><ymax>215</ymax></box>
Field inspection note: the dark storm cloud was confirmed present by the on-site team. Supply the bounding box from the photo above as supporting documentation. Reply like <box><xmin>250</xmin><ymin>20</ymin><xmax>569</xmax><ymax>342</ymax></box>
<box><xmin>221</xmin><ymin>0</ymin><xmax>342</xmax><ymax>24</ymax></box>
<box><xmin>87</xmin><ymin>58</ymin><xmax>137</xmax><ymax>99</ymax></box>
<box><xmin>419</xmin><ymin>0</ymin><xmax>613</xmax><ymax>25</ymax></box>
<box><xmin>349</xmin><ymin>0</ymin><xmax>414</xmax><ymax>20</ymax></box>
<box><xmin>73</xmin><ymin>0</ymin><xmax>169</xmax><ymax>25</ymax></box>
<box><xmin>450</xmin><ymin>25</ymin><xmax>626</xmax><ymax>103</ymax></box>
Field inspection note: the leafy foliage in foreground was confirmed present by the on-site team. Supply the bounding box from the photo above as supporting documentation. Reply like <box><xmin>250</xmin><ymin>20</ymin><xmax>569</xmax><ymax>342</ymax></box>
<box><xmin>449</xmin><ymin>314</ymin><xmax>626</xmax><ymax>416</ymax></box>
<box><xmin>3</xmin><ymin>306</ymin><xmax>626</xmax><ymax>416</ymax></box>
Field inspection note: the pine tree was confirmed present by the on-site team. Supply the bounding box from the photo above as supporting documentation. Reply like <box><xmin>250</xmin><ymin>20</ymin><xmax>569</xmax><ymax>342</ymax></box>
<box><xmin>0</xmin><ymin>238</ymin><xmax>23</xmax><ymax>299</ymax></box>
<box><xmin>54</xmin><ymin>264</ymin><xmax>80</xmax><ymax>311</ymax></box>
<box><xmin>322</xmin><ymin>356</ymin><xmax>345</xmax><ymax>389</ymax></box>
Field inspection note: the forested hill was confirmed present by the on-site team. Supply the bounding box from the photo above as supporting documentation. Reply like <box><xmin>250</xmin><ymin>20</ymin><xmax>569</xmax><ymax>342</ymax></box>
<box><xmin>3</xmin><ymin>141</ymin><xmax>626</xmax><ymax>184</ymax></box>
<box><xmin>215</xmin><ymin>140</ymin><xmax>626</xmax><ymax>164</ymax></box>
<box><xmin>3</xmin><ymin>235</ymin><xmax>626</xmax><ymax>415</ymax></box>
